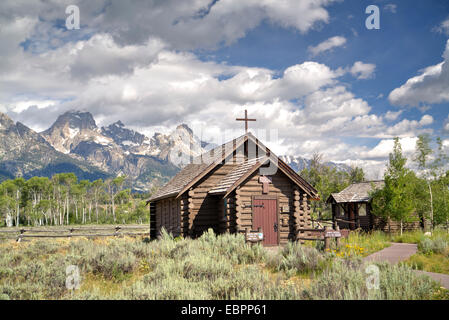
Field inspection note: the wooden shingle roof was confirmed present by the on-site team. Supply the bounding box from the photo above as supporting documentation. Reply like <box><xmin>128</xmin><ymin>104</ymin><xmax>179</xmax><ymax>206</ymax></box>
<box><xmin>209</xmin><ymin>157</ymin><xmax>266</xmax><ymax>194</ymax></box>
<box><xmin>328</xmin><ymin>180</ymin><xmax>384</xmax><ymax>203</ymax></box>
<box><xmin>147</xmin><ymin>134</ymin><xmax>247</xmax><ymax>202</ymax></box>
<box><xmin>147</xmin><ymin>132</ymin><xmax>319</xmax><ymax>202</ymax></box>
<box><xmin>148</xmin><ymin>163</ymin><xmax>210</xmax><ymax>201</ymax></box>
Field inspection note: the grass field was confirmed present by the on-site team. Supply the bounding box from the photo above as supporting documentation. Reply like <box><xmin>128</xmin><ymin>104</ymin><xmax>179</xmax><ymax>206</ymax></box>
<box><xmin>0</xmin><ymin>228</ymin><xmax>446</xmax><ymax>300</ymax></box>
<box><xmin>398</xmin><ymin>229</ymin><xmax>449</xmax><ymax>275</ymax></box>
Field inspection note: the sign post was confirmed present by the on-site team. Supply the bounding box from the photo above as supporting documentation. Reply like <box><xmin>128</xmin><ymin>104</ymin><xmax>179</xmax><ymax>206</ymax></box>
<box><xmin>324</xmin><ymin>226</ymin><xmax>342</xmax><ymax>250</ymax></box>
<box><xmin>245</xmin><ymin>227</ymin><xmax>264</xmax><ymax>245</ymax></box>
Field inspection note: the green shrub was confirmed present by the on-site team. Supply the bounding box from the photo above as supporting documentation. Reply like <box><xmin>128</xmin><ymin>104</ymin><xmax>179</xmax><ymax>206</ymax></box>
<box><xmin>302</xmin><ymin>259</ymin><xmax>437</xmax><ymax>300</ymax></box>
<box><xmin>418</xmin><ymin>237</ymin><xmax>448</xmax><ymax>255</ymax></box>
<box><xmin>266</xmin><ymin>242</ymin><xmax>326</xmax><ymax>275</ymax></box>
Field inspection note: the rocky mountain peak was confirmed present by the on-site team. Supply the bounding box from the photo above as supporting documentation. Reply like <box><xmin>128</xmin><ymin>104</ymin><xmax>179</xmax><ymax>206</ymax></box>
<box><xmin>101</xmin><ymin>120</ymin><xmax>146</xmax><ymax>147</ymax></box>
<box><xmin>175</xmin><ymin>123</ymin><xmax>193</xmax><ymax>136</ymax></box>
<box><xmin>113</xmin><ymin>120</ymin><xmax>125</xmax><ymax>127</ymax></box>
<box><xmin>0</xmin><ymin>112</ymin><xmax>15</xmax><ymax>129</ymax></box>
<box><xmin>41</xmin><ymin>110</ymin><xmax>110</xmax><ymax>154</ymax></box>
<box><xmin>51</xmin><ymin>110</ymin><xmax>97</xmax><ymax>131</ymax></box>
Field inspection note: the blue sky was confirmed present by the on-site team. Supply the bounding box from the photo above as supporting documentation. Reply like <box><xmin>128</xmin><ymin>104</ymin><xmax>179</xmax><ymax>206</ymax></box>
<box><xmin>0</xmin><ymin>0</ymin><xmax>448</xmax><ymax>177</ymax></box>
<box><xmin>198</xmin><ymin>0</ymin><xmax>449</xmax><ymax>144</ymax></box>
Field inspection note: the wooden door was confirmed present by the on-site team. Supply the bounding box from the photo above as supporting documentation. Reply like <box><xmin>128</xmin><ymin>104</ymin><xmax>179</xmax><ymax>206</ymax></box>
<box><xmin>253</xmin><ymin>198</ymin><xmax>278</xmax><ymax>246</ymax></box>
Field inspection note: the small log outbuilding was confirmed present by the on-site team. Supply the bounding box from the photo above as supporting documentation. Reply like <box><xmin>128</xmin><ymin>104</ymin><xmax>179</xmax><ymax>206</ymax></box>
<box><xmin>147</xmin><ymin>133</ymin><xmax>319</xmax><ymax>246</ymax></box>
<box><xmin>327</xmin><ymin>181</ymin><xmax>422</xmax><ymax>232</ymax></box>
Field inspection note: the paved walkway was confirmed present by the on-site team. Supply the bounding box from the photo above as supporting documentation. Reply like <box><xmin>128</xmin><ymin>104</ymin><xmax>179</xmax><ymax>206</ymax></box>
<box><xmin>363</xmin><ymin>243</ymin><xmax>418</xmax><ymax>264</ymax></box>
<box><xmin>363</xmin><ymin>243</ymin><xmax>449</xmax><ymax>289</ymax></box>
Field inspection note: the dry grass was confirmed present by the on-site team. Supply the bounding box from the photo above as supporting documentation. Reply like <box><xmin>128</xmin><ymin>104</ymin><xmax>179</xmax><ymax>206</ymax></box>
<box><xmin>0</xmin><ymin>229</ymin><xmax>443</xmax><ymax>300</ymax></box>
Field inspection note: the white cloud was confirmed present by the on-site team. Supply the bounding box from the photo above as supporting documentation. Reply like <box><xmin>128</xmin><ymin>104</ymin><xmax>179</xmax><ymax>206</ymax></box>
<box><xmin>383</xmin><ymin>115</ymin><xmax>433</xmax><ymax>138</ymax></box>
<box><xmin>361</xmin><ymin>137</ymin><xmax>418</xmax><ymax>160</ymax></box>
<box><xmin>444</xmin><ymin>116</ymin><xmax>449</xmax><ymax>134</ymax></box>
<box><xmin>384</xmin><ymin>110</ymin><xmax>403</xmax><ymax>121</ymax></box>
<box><xmin>0</xmin><ymin>0</ymin><xmax>440</xmax><ymax>180</ymax></box>
<box><xmin>36</xmin><ymin>0</ymin><xmax>333</xmax><ymax>50</ymax></box>
<box><xmin>443</xmin><ymin>139</ymin><xmax>449</xmax><ymax>148</ymax></box>
<box><xmin>384</xmin><ymin>4</ymin><xmax>397</xmax><ymax>14</ymax></box>
<box><xmin>308</xmin><ymin>36</ymin><xmax>347</xmax><ymax>56</ymax></box>
<box><xmin>389</xmin><ymin>40</ymin><xmax>449</xmax><ymax>107</ymax></box>
<box><xmin>434</xmin><ymin>17</ymin><xmax>449</xmax><ymax>36</ymax></box>
<box><xmin>2</xmin><ymin>33</ymin><xmax>433</xmax><ymax>178</ymax></box>
<box><xmin>350</xmin><ymin>61</ymin><xmax>376</xmax><ymax>79</ymax></box>
<box><xmin>419</xmin><ymin>114</ymin><xmax>434</xmax><ymax>126</ymax></box>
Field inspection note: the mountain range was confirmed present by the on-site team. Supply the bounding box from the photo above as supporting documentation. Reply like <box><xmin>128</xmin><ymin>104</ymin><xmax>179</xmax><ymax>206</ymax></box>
<box><xmin>0</xmin><ymin>110</ymin><xmax>350</xmax><ymax>191</ymax></box>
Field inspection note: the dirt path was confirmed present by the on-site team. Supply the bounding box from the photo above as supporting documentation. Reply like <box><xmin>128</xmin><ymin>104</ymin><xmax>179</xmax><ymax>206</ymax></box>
<box><xmin>363</xmin><ymin>243</ymin><xmax>449</xmax><ymax>289</ymax></box>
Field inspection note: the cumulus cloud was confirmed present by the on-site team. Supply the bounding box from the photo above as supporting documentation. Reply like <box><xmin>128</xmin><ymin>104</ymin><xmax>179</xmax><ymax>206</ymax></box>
<box><xmin>361</xmin><ymin>137</ymin><xmax>418</xmax><ymax>160</ymax></box>
<box><xmin>0</xmin><ymin>0</ymin><xmax>332</xmax><ymax>51</ymax></box>
<box><xmin>350</xmin><ymin>61</ymin><xmax>376</xmax><ymax>79</ymax></box>
<box><xmin>389</xmin><ymin>40</ymin><xmax>449</xmax><ymax>107</ymax></box>
<box><xmin>0</xmin><ymin>0</ymin><xmax>439</xmax><ymax>179</ymax></box>
<box><xmin>99</xmin><ymin>0</ymin><xmax>335</xmax><ymax>49</ymax></box>
<box><xmin>68</xmin><ymin>34</ymin><xmax>164</xmax><ymax>80</ymax></box>
<box><xmin>384</xmin><ymin>110</ymin><xmax>403</xmax><ymax>121</ymax></box>
<box><xmin>383</xmin><ymin>115</ymin><xmax>434</xmax><ymax>138</ymax></box>
<box><xmin>308</xmin><ymin>36</ymin><xmax>347</xmax><ymax>56</ymax></box>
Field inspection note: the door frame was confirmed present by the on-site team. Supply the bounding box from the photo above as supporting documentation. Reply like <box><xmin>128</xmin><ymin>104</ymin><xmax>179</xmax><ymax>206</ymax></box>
<box><xmin>251</xmin><ymin>195</ymin><xmax>280</xmax><ymax>245</ymax></box>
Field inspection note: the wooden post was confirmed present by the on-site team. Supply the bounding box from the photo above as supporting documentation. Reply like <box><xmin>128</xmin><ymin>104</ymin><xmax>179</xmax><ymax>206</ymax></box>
<box><xmin>17</xmin><ymin>229</ymin><xmax>25</xmax><ymax>242</ymax></box>
<box><xmin>335</xmin><ymin>225</ymin><xmax>341</xmax><ymax>248</ymax></box>
<box><xmin>324</xmin><ymin>226</ymin><xmax>330</xmax><ymax>251</ymax></box>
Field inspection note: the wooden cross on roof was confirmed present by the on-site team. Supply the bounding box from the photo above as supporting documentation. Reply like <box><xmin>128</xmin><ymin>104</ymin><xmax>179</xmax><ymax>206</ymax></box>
<box><xmin>236</xmin><ymin>109</ymin><xmax>256</xmax><ymax>134</ymax></box>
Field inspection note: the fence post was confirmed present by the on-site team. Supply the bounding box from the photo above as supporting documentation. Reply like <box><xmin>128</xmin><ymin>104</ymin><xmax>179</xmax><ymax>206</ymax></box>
<box><xmin>17</xmin><ymin>229</ymin><xmax>25</xmax><ymax>242</ymax></box>
<box><xmin>335</xmin><ymin>225</ymin><xmax>341</xmax><ymax>248</ymax></box>
<box><xmin>324</xmin><ymin>226</ymin><xmax>330</xmax><ymax>251</ymax></box>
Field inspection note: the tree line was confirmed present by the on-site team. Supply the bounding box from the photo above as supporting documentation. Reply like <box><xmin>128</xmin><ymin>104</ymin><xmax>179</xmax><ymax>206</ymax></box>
<box><xmin>299</xmin><ymin>134</ymin><xmax>449</xmax><ymax>235</ymax></box>
<box><xmin>371</xmin><ymin>135</ymin><xmax>449</xmax><ymax>234</ymax></box>
<box><xmin>0</xmin><ymin>173</ymin><xmax>152</xmax><ymax>227</ymax></box>
<box><xmin>300</xmin><ymin>154</ymin><xmax>366</xmax><ymax>219</ymax></box>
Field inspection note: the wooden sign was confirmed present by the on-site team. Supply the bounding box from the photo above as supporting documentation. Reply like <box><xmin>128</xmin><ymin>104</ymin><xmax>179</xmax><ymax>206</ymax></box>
<box><xmin>324</xmin><ymin>230</ymin><xmax>342</xmax><ymax>238</ymax></box>
<box><xmin>259</xmin><ymin>176</ymin><xmax>272</xmax><ymax>194</ymax></box>
<box><xmin>246</xmin><ymin>232</ymin><xmax>264</xmax><ymax>242</ymax></box>
<box><xmin>259</xmin><ymin>176</ymin><xmax>272</xmax><ymax>184</ymax></box>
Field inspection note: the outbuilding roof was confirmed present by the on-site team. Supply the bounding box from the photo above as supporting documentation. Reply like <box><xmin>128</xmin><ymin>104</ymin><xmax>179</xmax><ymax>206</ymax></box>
<box><xmin>327</xmin><ymin>180</ymin><xmax>385</xmax><ymax>204</ymax></box>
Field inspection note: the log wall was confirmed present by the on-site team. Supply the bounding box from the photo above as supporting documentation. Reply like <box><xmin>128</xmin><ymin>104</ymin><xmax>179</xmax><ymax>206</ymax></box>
<box><xmin>372</xmin><ymin>215</ymin><xmax>421</xmax><ymax>233</ymax></box>
<box><xmin>155</xmin><ymin>196</ymin><xmax>181</xmax><ymax>237</ymax></box>
<box><xmin>236</xmin><ymin>169</ymin><xmax>312</xmax><ymax>245</ymax></box>
<box><xmin>188</xmin><ymin>163</ymin><xmax>238</xmax><ymax>237</ymax></box>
